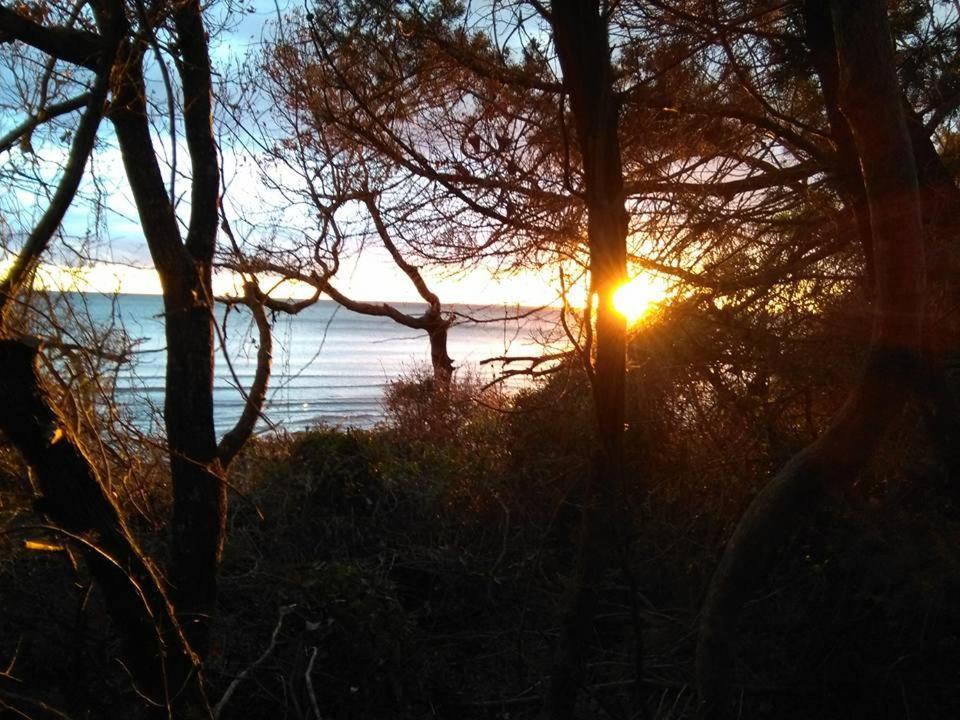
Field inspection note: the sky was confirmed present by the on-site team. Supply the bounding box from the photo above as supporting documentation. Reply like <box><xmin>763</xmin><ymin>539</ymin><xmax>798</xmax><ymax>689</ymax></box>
<box><xmin>0</xmin><ymin>0</ymin><xmax>574</xmax><ymax>307</ymax></box>
<box><xmin>0</xmin><ymin>251</ymin><xmax>566</xmax><ymax>306</ymax></box>
<box><xmin>1</xmin><ymin>1</ymin><xmax>680</xmax><ymax>314</ymax></box>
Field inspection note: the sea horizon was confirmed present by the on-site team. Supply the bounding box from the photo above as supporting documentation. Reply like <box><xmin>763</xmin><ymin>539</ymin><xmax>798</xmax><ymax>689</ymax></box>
<box><xmin>49</xmin><ymin>292</ymin><xmax>562</xmax><ymax>432</ymax></box>
<box><xmin>59</xmin><ymin>288</ymin><xmax>557</xmax><ymax>312</ymax></box>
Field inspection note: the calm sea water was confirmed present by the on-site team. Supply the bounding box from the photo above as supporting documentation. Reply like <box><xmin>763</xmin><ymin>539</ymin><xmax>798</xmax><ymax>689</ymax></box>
<box><xmin>76</xmin><ymin>294</ymin><xmax>560</xmax><ymax>432</ymax></box>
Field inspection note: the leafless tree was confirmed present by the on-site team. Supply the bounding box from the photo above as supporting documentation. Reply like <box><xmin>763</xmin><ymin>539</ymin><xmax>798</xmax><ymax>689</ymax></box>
<box><xmin>0</xmin><ymin>0</ymin><xmax>274</xmax><ymax>711</ymax></box>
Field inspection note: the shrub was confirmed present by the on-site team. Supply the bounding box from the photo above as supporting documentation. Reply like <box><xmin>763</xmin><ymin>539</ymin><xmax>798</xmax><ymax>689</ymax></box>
<box><xmin>380</xmin><ymin>367</ymin><xmax>514</xmax><ymax>521</ymax></box>
<box><xmin>297</xmin><ymin>559</ymin><xmax>415</xmax><ymax>716</ymax></box>
<box><xmin>287</xmin><ymin>428</ymin><xmax>381</xmax><ymax>513</ymax></box>
<box><xmin>382</xmin><ymin>367</ymin><xmax>506</xmax><ymax>444</ymax></box>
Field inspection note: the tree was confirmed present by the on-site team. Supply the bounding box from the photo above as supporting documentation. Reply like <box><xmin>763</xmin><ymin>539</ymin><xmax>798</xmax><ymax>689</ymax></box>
<box><xmin>543</xmin><ymin>2</ymin><xmax>632</xmax><ymax>717</ymax></box>
<box><xmin>218</xmin><ymin>85</ymin><xmax>458</xmax><ymax>385</ymax></box>
<box><xmin>106</xmin><ymin>0</ymin><xmax>228</xmax><ymax>657</ymax></box>
<box><xmin>262</xmin><ymin>5</ymin><xmax>636</xmax><ymax>714</ymax></box>
<box><xmin>0</xmin><ymin>3</ymin><xmax>213</xmax><ymax>711</ymax></box>
<box><xmin>696</xmin><ymin>1</ymin><xmax>929</xmax><ymax>715</ymax></box>
<box><xmin>254</xmin><ymin>4</ymin><xmax>856</xmax><ymax>716</ymax></box>
<box><xmin>0</xmin><ymin>0</ymin><xmax>272</xmax><ymax>709</ymax></box>
<box><xmin>0</xmin><ymin>339</ymin><xmax>209</xmax><ymax>715</ymax></box>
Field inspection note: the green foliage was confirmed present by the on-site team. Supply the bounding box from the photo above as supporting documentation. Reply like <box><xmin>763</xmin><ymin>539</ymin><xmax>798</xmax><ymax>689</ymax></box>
<box><xmin>380</xmin><ymin>369</ymin><xmax>513</xmax><ymax>521</ymax></box>
<box><xmin>287</xmin><ymin>428</ymin><xmax>382</xmax><ymax>511</ymax></box>
<box><xmin>297</xmin><ymin>559</ymin><xmax>415</xmax><ymax>716</ymax></box>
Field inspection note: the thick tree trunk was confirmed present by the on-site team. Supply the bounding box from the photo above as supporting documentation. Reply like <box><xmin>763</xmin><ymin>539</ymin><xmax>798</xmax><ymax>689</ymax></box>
<box><xmin>696</xmin><ymin>1</ymin><xmax>926</xmax><ymax>716</ymax></box>
<box><xmin>0</xmin><ymin>340</ymin><xmax>209</xmax><ymax>717</ymax></box>
<box><xmin>806</xmin><ymin>0</ymin><xmax>960</xmax><ymax>481</ymax></box>
<box><xmin>902</xmin><ymin>106</ymin><xmax>960</xmax><ymax>476</ymax></box>
<box><xmin>546</xmin><ymin>2</ymin><xmax>631</xmax><ymax>718</ymax></box>
<box><xmin>803</xmin><ymin>0</ymin><xmax>874</xmax><ymax>289</ymax></box>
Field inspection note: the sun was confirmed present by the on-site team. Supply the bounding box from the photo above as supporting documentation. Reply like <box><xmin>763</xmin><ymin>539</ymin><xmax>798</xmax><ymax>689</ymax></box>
<box><xmin>612</xmin><ymin>273</ymin><xmax>667</xmax><ymax>323</ymax></box>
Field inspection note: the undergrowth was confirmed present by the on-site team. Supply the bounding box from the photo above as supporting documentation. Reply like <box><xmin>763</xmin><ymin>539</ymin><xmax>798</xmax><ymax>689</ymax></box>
<box><xmin>1</xmin><ymin>354</ymin><xmax>960</xmax><ymax>718</ymax></box>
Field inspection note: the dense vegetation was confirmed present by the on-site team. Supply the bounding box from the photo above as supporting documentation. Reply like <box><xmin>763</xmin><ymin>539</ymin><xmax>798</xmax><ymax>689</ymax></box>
<box><xmin>3</xmin><ymin>305</ymin><xmax>960</xmax><ymax>718</ymax></box>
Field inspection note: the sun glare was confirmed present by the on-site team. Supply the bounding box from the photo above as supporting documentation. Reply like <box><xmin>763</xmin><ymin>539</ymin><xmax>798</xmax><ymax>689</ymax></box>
<box><xmin>612</xmin><ymin>274</ymin><xmax>667</xmax><ymax>323</ymax></box>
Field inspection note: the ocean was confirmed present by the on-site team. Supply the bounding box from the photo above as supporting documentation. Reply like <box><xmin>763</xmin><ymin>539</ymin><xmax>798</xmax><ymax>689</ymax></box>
<box><xmin>71</xmin><ymin>293</ymin><xmax>561</xmax><ymax>433</ymax></box>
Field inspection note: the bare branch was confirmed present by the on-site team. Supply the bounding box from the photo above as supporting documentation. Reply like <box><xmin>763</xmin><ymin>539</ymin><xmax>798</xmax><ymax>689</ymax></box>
<box><xmin>0</xmin><ymin>5</ymin><xmax>102</xmax><ymax>69</ymax></box>
<box><xmin>0</xmin><ymin>92</ymin><xmax>90</xmax><ymax>155</ymax></box>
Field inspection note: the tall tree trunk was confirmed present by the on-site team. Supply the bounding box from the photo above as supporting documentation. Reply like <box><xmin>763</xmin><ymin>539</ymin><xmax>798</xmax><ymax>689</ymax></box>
<box><xmin>806</xmin><ymin>0</ymin><xmax>960</xmax><ymax>481</ymax></box>
<box><xmin>0</xmin><ymin>0</ymin><xmax>230</xmax><ymax>682</ymax></box>
<box><xmin>164</xmin><ymin>281</ymin><xmax>225</xmax><ymax>657</ymax></box>
<box><xmin>0</xmin><ymin>340</ymin><xmax>209</xmax><ymax>717</ymax></box>
<box><xmin>696</xmin><ymin>1</ymin><xmax>926</xmax><ymax>715</ymax></box>
<box><xmin>901</xmin><ymin>101</ymin><xmax>960</xmax><ymax>480</ymax></box>
<box><xmin>110</xmin><ymin>29</ymin><xmax>225</xmax><ymax>658</ymax></box>
<box><xmin>546</xmin><ymin>2</ymin><xmax>631</xmax><ymax>718</ymax></box>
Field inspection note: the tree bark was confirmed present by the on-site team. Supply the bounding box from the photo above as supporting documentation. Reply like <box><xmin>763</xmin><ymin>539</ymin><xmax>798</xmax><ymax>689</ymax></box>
<box><xmin>110</xmin><ymin>25</ymin><xmax>225</xmax><ymax>658</ymax></box>
<box><xmin>546</xmin><ymin>2</ymin><xmax>631</xmax><ymax>718</ymax></box>
<box><xmin>696</xmin><ymin>1</ymin><xmax>926</xmax><ymax>716</ymax></box>
<box><xmin>428</xmin><ymin>317</ymin><xmax>454</xmax><ymax>389</ymax></box>
<box><xmin>802</xmin><ymin>0</ymin><xmax>874</xmax><ymax>291</ymax></box>
<box><xmin>163</xmin><ymin>286</ymin><xmax>225</xmax><ymax>657</ymax></box>
<box><xmin>217</xmin><ymin>282</ymin><xmax>273</xmax><ymax>469</ymax></box>
<box><xmin>0</xmin><ymin>6</ymin><xmax>101</xmax><ymax>69</ymax></box>
<box><xmin>806</xmin><ymin>0</ymin><xmax>960</xmax><ymax>482</ymax></box>
<box><xmin>0</xmin><ymin>340</ymin><xmax>209</xmax><ymax>717</ymax></box>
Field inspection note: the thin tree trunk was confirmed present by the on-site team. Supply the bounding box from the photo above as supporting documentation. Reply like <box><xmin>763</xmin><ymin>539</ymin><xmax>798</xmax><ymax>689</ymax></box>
<box><xmin>428</xmin><ymin>320</ymin><xmax>454</xmax><ymax>389</ymax></box>
<box><xmin>217</xmin><ymin>282</ymin><xmax>273</xmax><ymax>469</ymax></box>
<box><xmin>696</xmin><ymin>1</ymin><xmax>926</xmax><ymax>716</ymax></box>
<box><xmin>0</xmin><ymin>0</ymin><xmax>123</xmax><ymax>328</ymax></box>
<box><xmin>110</xmin><ymin>31</ymin><xmax>225</xmax><ymax>658</ymax></box>
<box><xmin>546</xmin><ymin>2</ymin><xmax>631</xmax><ymax>718</ymax></box>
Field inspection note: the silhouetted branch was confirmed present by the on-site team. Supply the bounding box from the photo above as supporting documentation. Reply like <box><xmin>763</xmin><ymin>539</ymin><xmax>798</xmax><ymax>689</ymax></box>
<box><xmin>0</xmin><ymin>6</ymin><xmax>102</xmax><ymax>69</ymax></box>
<box><xmin>0</xmin><ymin>92</ymin><xmax>90</xmax><ymax>155</ymax></box>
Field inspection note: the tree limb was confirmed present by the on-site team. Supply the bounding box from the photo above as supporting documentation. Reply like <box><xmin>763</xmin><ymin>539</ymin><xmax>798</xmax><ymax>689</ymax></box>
<box><xmin>0</xmin><ymin>5</ymin><xmax>101</xmax><ymax>69</ymax></box>
<box><xmin>0</xmin><ymin>92</ymin><xmax>90</xmax><ymax>155</ymax></box>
